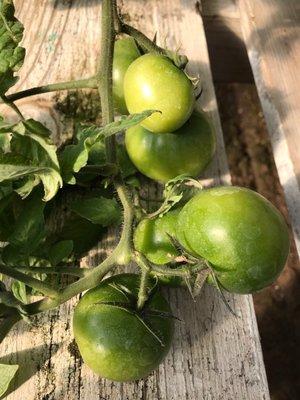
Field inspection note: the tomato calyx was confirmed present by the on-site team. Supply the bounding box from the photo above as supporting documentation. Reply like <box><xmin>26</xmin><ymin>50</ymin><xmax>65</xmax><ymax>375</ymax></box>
<box><xmin>146</xmin><ymin>175</ymin><xmax>202</xmax><ymax>219</ymax></box>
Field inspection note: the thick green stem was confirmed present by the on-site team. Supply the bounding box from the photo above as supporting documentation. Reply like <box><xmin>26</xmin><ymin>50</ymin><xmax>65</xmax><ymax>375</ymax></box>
<box><xmin>24</xmin><ymin>253</ymin><xmax>116</xmax><ymax>315</ymax></box>
<box><xmin>15</xmin><ymin>266</ymin><xmax>88</xmax><ymax>278</ymax></box>
<box><xmin>0</xmin><ymin>265</ymin><xmax>59</xmax><ymax>298</ymax></box>
<box><xmin>3</xmin><ymin>77</ymin><xmax>97</xmax><ymax>103</ymax></box>
<box><xmin>137</xmin><ymin>269</ymin><xmax>150</xmax><ymax>310</ymax></box>
<box><xmin>98</xmin><ymin>0</ymin><xmax>116</xmax><ymax>163</ymax></box>
<box><xmin>0</xmin><ymin>95</ymin><xmax>24</xmax><ymax>119</ymax></box>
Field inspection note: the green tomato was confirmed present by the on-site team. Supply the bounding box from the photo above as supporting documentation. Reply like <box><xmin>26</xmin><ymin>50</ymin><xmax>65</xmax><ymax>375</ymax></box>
<box><xmin>73</xmin><ymin>273</ymin><xmax>174</xmax><ymax>382</ymax></box>
<box><xmin>125</xmin><ymin>111</ymin><xmax>215</xmax><ymax>182</ymax></box>
<box><xmin>113</xmin><ymin>37</ymin><xmax>140</xmax><ymax>114</ymax></box>
<box><xmin>134</xmin><ymin>209</ymin><xmax>180</xmax><ymax>265</ymax></box>
<box><xmin>134</xmin><ymin>210</ymin><xmax>184</xmax><ymax>287</ymax></box>
<box><xmin>124</xmin><ymin>54</ymin><xmax>195</xmax><ymax>133</ymax></box>
<box><xmin>177</xmin><ymin>186</ymin><xmax>290</xmax><ymax>294</ymax></box>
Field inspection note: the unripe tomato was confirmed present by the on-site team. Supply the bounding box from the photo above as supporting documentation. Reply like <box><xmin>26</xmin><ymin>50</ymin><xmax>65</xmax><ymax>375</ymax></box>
<box><xmin>124</xmin><ymin>54</ymin><xmax>195</xmax><ymax>133</ymax></box>
<box><xmin>113</xmin><ymin>37</ymin><xmax>140</xmax><ymax>114</ymax></box>
<box><xmin>177</xmin><ymin>186</ymin><xmax>290</xmax><ymax>294</ymax></box>
<box><xmin>125</xmin><ymin>111</ymin><xmax>215</xmax><ymax>182</ymax></box>
<box><xmin>134</xmin><ymin>209</ymin><xmax>180</xmax><ymax>265</ymax></box>
<box><xmin>73</xmin><ymin>274</ymin><xmax>174</xmax><ymax>382</ymax></box>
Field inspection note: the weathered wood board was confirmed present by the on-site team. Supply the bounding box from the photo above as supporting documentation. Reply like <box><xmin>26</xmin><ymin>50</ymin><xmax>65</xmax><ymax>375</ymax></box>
<box><xmin>0</xmin><ymin>1</ymin><xmax>270</xmax><ymax>399</ymax></box>
<box><xmin>238</xmin><ymin>0</ymin><xmax>300</xmax><ymax>255</ymax></box>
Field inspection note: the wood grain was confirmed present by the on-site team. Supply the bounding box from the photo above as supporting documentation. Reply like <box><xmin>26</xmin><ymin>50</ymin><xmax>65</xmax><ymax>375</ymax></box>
<box><xmin>237</xmin><ymin>0</ymin><xmax>300</xmax><ymax>255</ymax></box>
<box><xmin>0</xmin><ymin>1</ymin><xmax>270</xmax><ymax>399</ymax></box>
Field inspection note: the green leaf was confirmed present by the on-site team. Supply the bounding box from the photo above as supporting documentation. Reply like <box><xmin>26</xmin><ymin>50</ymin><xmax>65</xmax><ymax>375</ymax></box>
<box><xmin>49</xmin><ymin>240</ymin><xmax>73</xmax><ymax>266</ymax></box>
<box><xmin>59</xmin><ymin>214</ymin><xmax>105</xmax><ymax>256</ymax></box>
<box><xmin>7</xmin><ymin>192</ymin><xmax>45</xmax><ymax>254</ymax></box>
<box><xmin>11</xmin><ymin>280</ymin><xmax>27</xmax><ymax>304</ymax></box>
<box><xmin>60</xmin><ymin>110</ymin><xmax>156</xmax><ymax>184</ymax></box>
<box><xmin>0</xmin><ymin>363</ymin><xmax>18</xmax><ymax>397</ymax></box>
<box><xmin>3</xmin><ymin>119</ymin><xmax>63</xmax><ymax>201</ymax></box>
<box><xmin>0</xmin><ymin>0</ymin><xmax>25</xmax><ymax>95</ymax></box>
<box><xmin>70</xmin><ymin>197</ymin><xmax>121</xmax><ymax>227</ymax></box>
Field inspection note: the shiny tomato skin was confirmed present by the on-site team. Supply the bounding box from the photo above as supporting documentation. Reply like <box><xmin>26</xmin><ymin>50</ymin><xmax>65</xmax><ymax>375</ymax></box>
<box><xmin>73</xmin><ymin>274</ymin><xmax>174</xmax><ymax>382</ymax></box>
<box><xmin>125</xmin><ymin>111</ymin><xmax>215</xmax><ymax>182</ymax></box>
<box><xmin>123</xmin><ymin>54</ymin><xmax>195</xmax><ymax>133</ymax></box>
<box><xmin>113</xmin><ymin>38</ymin><xmax>140</xmax><ymax>114</ymax></box>
<box><xmin>177</xmin><ymin>186</ymin><xmax>290</xmax><ymax>294</ymax></box>
<box><xmin>134</xmin><ymin>209</ymin><xmax>180</xmax><ymax>265</ymax></box>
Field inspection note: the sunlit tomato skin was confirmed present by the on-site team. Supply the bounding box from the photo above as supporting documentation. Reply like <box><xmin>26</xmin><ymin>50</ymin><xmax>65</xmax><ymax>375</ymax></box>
<box><xmin>73</xmin><ymin>274</ymin><xmax>174</xmax><ymax>382</ymax></box>
<box><xmin>125</xmin><ymin>111</ymin><xmax>215</xmax><ymax>182</ymax></box>
<box><xmin>177</xmin><ymin>186</ymin><xmax>290</xmax><ymax>294</ymax></box>
<box><xmin>123</xmin><ymin>54</ymin><xmax>195</xmax><ymax>133</ymax></box>
<box><xmin>113</xmin><ymin>38</ymin><xmax>140</xmax><ymax>114</ymax></box>
<box><xmin>134</xmin><ymin>210</ymin><xmax>184</xmax><ymax>287</ymax></box>
<box><xmin>134</xmin><ymin>209</ymin><xmax>180</xmax><ymax>265</ymax></box>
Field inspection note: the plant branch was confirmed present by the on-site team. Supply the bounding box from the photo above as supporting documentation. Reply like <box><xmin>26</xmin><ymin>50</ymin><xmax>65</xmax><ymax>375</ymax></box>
<box><xmin>98</xmin><ymin>0</ymin><xmax>116</xmax><ymax>163</ymax></box>
<box><xmin>3</xmin><ymin>77</ymin><xmax>97</xmax><ymax>103</ymax></box>
<box><xmin>117</xmin><ymin>17</ymin><xmax>188</xmax><ymax>69</ymax></box>
<box><xmin>0</xmin><ymin>265</ymin><xmax>59</xmax><ymax>298</ymax></box>
<box><xmin>137</xmin><ymin>269</ymin><xmax>150</xmax><ymax>310</ymax></box>
<box><xmin>24</xmin><ymin>252</ymin><xmax>116</xmax><ymax>315</ymax></box>
<box><xmin>0</xmin><ymin>95</ymin><xmax>24</xmax><ymax>119</ymax></box>
<box><xmin>15</xmin><ymin>266</ymin><xmax>88</xmax><ymax>278</ymax></box>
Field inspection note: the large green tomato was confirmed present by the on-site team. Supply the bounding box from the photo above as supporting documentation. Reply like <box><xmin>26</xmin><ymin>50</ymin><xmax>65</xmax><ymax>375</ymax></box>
<box><xmin>73</xmin><ymin>274</ymin><xmax>174</xmax><ymax>382</ymax></box>
<box><xmin>125</xmin><ymin>111</ymin><xmax>215</xmax><ymax>182</ymax></box>
<box><xmin>177</xmin><ymin>186</ymin><xmax>290</xmax><ymax>294</ymax></box>
<box><xmin>134</xmin><ymin>209</ymin><xmax>180</xmax><ymax>265</ymax></box>
<box><xmin>113</xmin><ymin>37</ymin><xmax>140</xmax><ymax>114</ymax></box>
<box><xmin>124</xmin><ymin>54</ymin><xmax>195</xmax><ymax>133</ymax></box>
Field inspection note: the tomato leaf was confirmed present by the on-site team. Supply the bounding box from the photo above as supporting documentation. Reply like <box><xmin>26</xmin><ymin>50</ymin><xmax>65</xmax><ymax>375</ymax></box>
<box><xmin>70</xmin><ymin>197</ymin><xmax>121</xmax><ymax>227</ymax></box>
<box><xmin>0</xmin><ymin>363</ymin><xmax>18</xmax><ymax>397</ymax></box>
<box><xmin>11</xmin><ymin>280</ymin><xmax>27</xmax><ymax>304</ymax></box>
<box><xmin>6</xmin><ymin>192</ymin><xmax>45</xmax><ymax>254</ymax></box>
<box><xmin>0</xmin><ymin>0</ymin><xmax>25</xmax><ymax>95</ymax></box>
<box><xmin>49</xmin><ymin>240</ymin><xmax>73</xmax><ymax>266</ymax></box>
<box><xmin>60</xmin><ymin>110</ymin><xmax>157</xmax><ymax>184</ymax></box>
<box><xmin>58</xmin><ymin>214</ymin><xmax>105</xmax><ymax>256</ymax></box>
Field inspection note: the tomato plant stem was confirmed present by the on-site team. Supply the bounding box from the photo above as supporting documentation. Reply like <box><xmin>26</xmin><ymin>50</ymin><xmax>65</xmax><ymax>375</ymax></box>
<box><xmin>2</xmin><ymin>77</ymin><xmax>97</xmax><ymax>103</ymax></box>
<box><xmin>24</xmin><ymin>253</ymin><xmax>117</xmax><ymax>315</ymax></box>
<box><xmin>0</xmin><ymin>264</ymin><xmax>59</xmax><ymax>298</ymax></box>
<box><xmin>137</xmin><ymin>269</ymin><xmax>150</xmax><ymax>310</ymax></box>
<box><xmin>0</xmin><ymin>95</ymin><xmax>24</xmax><ymax>119</ymax></box>
<box><xmin>15</xmin><ymin>266</ymin><xmax>88</xmax><ymax>278</ymax></box>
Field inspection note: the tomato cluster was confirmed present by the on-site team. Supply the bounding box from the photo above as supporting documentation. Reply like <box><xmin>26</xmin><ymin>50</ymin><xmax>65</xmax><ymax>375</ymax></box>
<box><xmin>74</xmin><ymin>38</ymin><xmax>290</xmax><ymax>383</ymax></box>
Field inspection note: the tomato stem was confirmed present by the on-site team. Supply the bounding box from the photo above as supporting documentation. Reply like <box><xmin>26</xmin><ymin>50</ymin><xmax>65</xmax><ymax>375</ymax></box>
<box><xmin>137</xmin><ymin>269</ymin><xmax>150</xmax><ymax>310</ymax></box>
<box><xmin>0</xmin><ymin>264</ymin><xmax>59</xmax><ymax>299</ymax></box>
<box><xmin>1</xmin><ymin>77</ymin><xmax>97</xmax><ymax>103</ymax></box>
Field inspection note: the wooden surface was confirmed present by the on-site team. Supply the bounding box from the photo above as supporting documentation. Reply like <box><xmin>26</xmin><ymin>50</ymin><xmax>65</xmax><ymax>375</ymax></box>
<box><xmin>0</xmin><ymin>1</ymin><xmax>270</xmax><ymax>399</ymax></box>
<box><xmin>238</xmin><ymin>0</ymin><xmax>300</xmax><ymax>255</ymax></box>
<box><xmin>201</xmin><ymin>0</ymin><xmax>253</xmax><ymax>83</ymax></box>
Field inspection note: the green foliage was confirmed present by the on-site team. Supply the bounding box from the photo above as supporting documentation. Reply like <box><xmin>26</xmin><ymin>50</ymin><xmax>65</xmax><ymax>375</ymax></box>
<box><xmin>70</xmin><ymin>197</ymin><xmax>121</xmax><ymax>227</ymax></box>
<box><xmin>0</xmin><ymin>363</ymin><xmax>18</xmax><ymax>397</ymax></box>
<box><xmin>0</xmin><ymin>0</ymin><xmax>25</xmax><ymax>95</ymax></box>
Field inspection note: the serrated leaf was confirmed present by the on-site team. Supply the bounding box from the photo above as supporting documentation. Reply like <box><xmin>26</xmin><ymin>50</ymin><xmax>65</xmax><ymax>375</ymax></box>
<box><xmin>0</xmin><ymin>363</ymin><xmax>18</xmax><ymax>397</ymax></box>
<box><xmin>60</xmin><ymin>110</ymin><xmax>156</xmax><ymax>184</ymax></box>
<box><xmin>70</xmin><ymin>197</ymin><xmax>121</xmax><ymax>227</ymax></box>
<box><xmin>0</xmin><ymin>0</ymin><xmax>25</xmax><ymax>95</ymax></box>
<box><xmin>8</xmin><ymin>119</ymin><xmax>63</xmax><ymax>201</ymax></box>
<box><xmin>49</xmin><ymin>240</ymin><xmax>73</xmax><ymax>266</ymax></box>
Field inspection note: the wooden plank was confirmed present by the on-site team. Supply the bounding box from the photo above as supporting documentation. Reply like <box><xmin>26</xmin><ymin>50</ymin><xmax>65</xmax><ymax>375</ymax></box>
<box><xmin>201</xmin><ymin>0</ymin><xmax>239</xmax><ymax>18</ymax></box>
<box><xmin>237</xmin><ymin>0</ymin><xmax>300</xmax><ymax>255</ymax></box>
<box><xmin>0</xmin><ymin>1</ymin><xmax>269</xmax><ymax>399</ymax></box>
<box><xmin>203</xmin><ymin>16</ymin><xmax>253</xmax><ymax>83</ymax></box>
